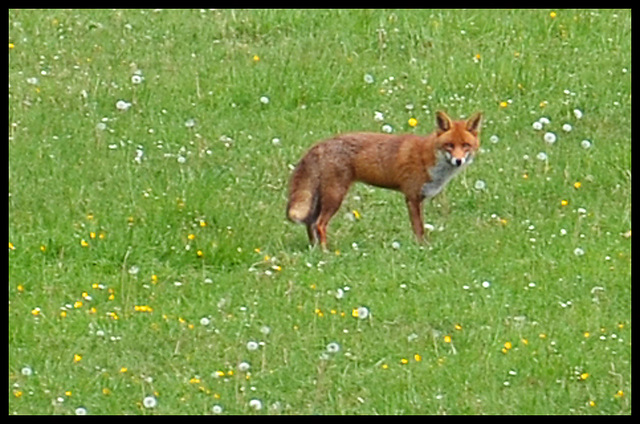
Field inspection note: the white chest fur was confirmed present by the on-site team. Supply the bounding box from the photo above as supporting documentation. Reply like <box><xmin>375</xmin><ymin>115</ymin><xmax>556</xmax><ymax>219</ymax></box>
<box><xmin>421</xmin><ymin>151</ymin><xmax>471</xmax><ymax>199</ymax></box>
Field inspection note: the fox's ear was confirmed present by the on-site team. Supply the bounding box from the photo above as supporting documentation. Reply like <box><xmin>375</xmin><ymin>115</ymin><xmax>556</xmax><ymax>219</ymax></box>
<box><xmin>466</xmin><ymin>112</ymin><xmax>483</xmax><ymax>134</ymax></box>
<box><xmin>436</xmin><ymin>111</ymin><xmax>452</xmax><ymax>133</ymax></box>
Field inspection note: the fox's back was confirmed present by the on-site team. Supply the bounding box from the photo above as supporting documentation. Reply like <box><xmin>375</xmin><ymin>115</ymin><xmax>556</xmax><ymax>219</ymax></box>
<box><xmin>311</xmin><ymin>132</ymin><xmax>433</xmax><ymax>189</ymax></box>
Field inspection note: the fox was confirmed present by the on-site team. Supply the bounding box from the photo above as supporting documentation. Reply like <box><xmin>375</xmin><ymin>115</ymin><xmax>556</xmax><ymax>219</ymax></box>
<box><xmin>286</xmin><ymin>110</ymin><xmax>483</xmax><ymax>249</ymax></box>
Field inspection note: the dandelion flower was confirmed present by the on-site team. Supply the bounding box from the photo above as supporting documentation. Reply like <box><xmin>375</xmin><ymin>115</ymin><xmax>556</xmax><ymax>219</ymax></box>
<box><xmin>115</xmin><ymin>100</ymin><xmax>131</xmax><ymax>111</ymax></box>
<box><xmin>326</xmin><ymin>342</ymin><xmax>341</xmax><ymax>354</ymax></box>
<box><xmin>489</xmin><ymin>135</ymin><xmax>499</xmax><ymax>144</ymax></box>
<box><xmin>550</xmin><ymin>11</ymin><xmax>557</xmax><ymax>18</ymax></box>
<box><xmin>581</xmin><ymin>139</ymin><xmax>592</xmax><ymax>149</ymax></box>
<box><xmin>143</xmin><ymin>395</ymin><xmax>157</xmax><ymax>409</ymax></box>
<box><xmin>444</xmin><ymin>335</ymin><xmax>452</xmax><ymax>343</ymax></box>
<box><xmin>75</xmin><ymin>407</ymin><xmax>88</xmax><ymax>415</ymax></box>
<box><xmin>363</xmin><ymin>73</ymin><xmax>374</xmax><ymax>84</ymax></box>
<box><xmin>21</xmin><ymin>366</ymin><xmax>33</xmax><ymax>376</ymax></box>
<box><xmin>408</xmin><ymin>118</ymin><xmax>418</xmax><ymax>127</ymax></box>
<box><xmin>353</xmin><ymin>306</ymin><xmax>370</xmax><ymax>319</ymax></box>
<box><xmin>536</xmin><ymin>151</ymin><xmax>548</xmax><ymax>161</ymax></box>
<box><xmin>499</xmin><ymin>101</ymin><xmax>508</xmax><ymax>108</ymax></box>
<box><xmin>573</xmin><ymin>109</ymin><xmax>583</xmax><ymax>119</ymax></box>
<box><xmin>259</xmin><ymin>96</ymin><xmax>270</xmax><ymax>104</ymax></box>
<box><xmin>73</xmin><ymin>354</ymin><xmax>82</xmax><ymax>363</ymax></box>
<box><xmin>212</xmin><ymin>404</ymin><xmax>223</xmax><ymax>414</ymax></box>
<box><xmin>562</xmin><ymin>123</ymin><xmax>572</xmax><ymax>132</ymax></box>
<box><xmin>474</xmin><ymin>180</ymin><xmax>486</xmax><ymax>190</ymax></box>
<box><xmin>248</xmin><ymin>398</ymin><xmax>263</xmax><ymax>411</ymax></box>
<box><xmin>246</xmin><ymin>340</ymin><xmax>259</xmax><ymax>351</ymax></box>
<box><xmin>131</xmin><ymin>74</ymin><xmax>143</xmax><ymax>84</ymax></box>
<box><xmin>532</xmin><ymin>121</ymin><xmax>543</xmax><ymax>130</ymax></box>
<box><xmin>381</xmin><ymin>124</ymin><xmax>393</xmax><ymax>133</ymax></box>
<box><xmin>238</xmin><ymin>361</ymin><xmax>251</xmax><ymax>372</ymax></box>
<box><xmin>574</xmin><ymin>247</ymin><xmax>585</xmax><ymax>256</ymax></box>
<box><xmin>482</xmin><ymin>280</ymin><xmax>491</xmax><ymax>288</ymax></box>
<box><xmin>539</xmin><ymin>117</ymin><xmax>551</xmax><ymax>125</ymax></box>
<box><xmin>543</xmin><ymin>132</ymin><xmax>557</xmax><ymax>144</ymax></box>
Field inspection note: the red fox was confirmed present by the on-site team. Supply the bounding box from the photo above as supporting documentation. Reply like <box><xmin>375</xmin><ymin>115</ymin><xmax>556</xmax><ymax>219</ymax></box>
<box><xmin>286</xmin><ymin>111</ymin><xmax>482</xmax><ymax>248</ymax></box>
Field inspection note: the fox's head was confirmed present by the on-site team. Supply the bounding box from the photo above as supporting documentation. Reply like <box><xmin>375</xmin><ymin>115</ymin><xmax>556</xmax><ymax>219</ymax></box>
<box><xmin>434</xmin><ymin>111</ymin><xmax>483</xmax><ymax>167</ymax></box>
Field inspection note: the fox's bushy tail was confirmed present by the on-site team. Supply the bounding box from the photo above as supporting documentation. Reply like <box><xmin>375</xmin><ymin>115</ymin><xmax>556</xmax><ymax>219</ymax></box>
<box><xmin>287</xmin><ymin>154</ymin><xmax>319</xmax><ymax>224</ymax></box>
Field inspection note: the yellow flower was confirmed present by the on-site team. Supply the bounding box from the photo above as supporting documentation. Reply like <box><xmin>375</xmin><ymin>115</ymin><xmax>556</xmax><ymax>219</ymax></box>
<box><xmin>9</xmin><ymin>43</ymin><xmax>15</xmax><ymax>49</ymax></box>
<box><xmin>31</xmin><ymin>307</ymin><xmax>41</xmax><ymax>316</ymax></box>
<box><xmin>74</xmin><ymin>301</ymin><xmax>83</xmax><ymax>309</ymax></box>
<box><xmin>60</xmin><ymin>310</ymin><xmax>67</xmax><ymax>318</ymax></box>
<box><xmin>89</xmin><ymin>231</ymin><xmax>96</xmax><ymax>239</ymax></box>
<box><xmin>187</xmin><ymin>233</ymin><xmax>195</xmax><ymax>240</ymax></box>
<box><xmin>73</xmin><ymin>354</ymin><xmax>83</xmax><ymax>363</ymax></box>
<box><xmin>196</xmin><ymin>250</ymin><xmax>204</xmax><ymax>258</ymax></box>
<box><xmin>474</xmin><ymin>53</ymin><xmax>481</xmax><ymax>60</ymax></box>
<box><xmin>561</xmin><ymin>199</ymin><xmax>569</xmax><ymax>206</ymax></box>
<box><xmin>443</xmin><ymin>335</ymin><xmax>452</xmax><ymax>343</ymax></box>
<box><xmin>102</xmin><ymin>388</ymin><xmax>111</xmax><ymax>396</ymax></box>
<box><xmin>615</xmin><ymin>390</ymin><xmax>624</xmax><ymax>398</ymax></box>
<box><xmin>504</xmin><ymin>341</ymin><xmax>513</xmax><ymax>350</ymax></box>
<box><xmin>80</xmin><ymin>239</ymin><xmax>89</xmax><ymax>247</ymax></box>
<box><xmin>539</xmin><ymin>100</ymin><xmax>548</xmax><ymax>108</ymax></box>
<box><xmin>253</xmin><ymin>54</ymin><xmax>260</xmax><ymax>62</ymax></box>
<box><xmin>400</xmin><ymin>358</ymin><xmax>408</xmax><ymax>365</ymax></box>
<box><xmin>9</xmin><ymin>242</ymin><xmax>15</xmax><ymax>250</ymax></box>
<box><xmin>589</xmin><ymin>400</ymin><xmax>596</xmax><ymax>407</ymax></box>
<box><xmin>454</xmin><ymin>323</ymin><xmax>462</xmax><ymax>331</ymax></box>
<box><xmin>414</xmin><ymin>354</ymin><xmax>422</xmax><ymax>362</ymax></box>
<box><xmin>189</xmin><ymin>377</ymin><xmax>201</xmax><ymax>384</ymax></box>
<box><xmin>580</xmin><ymin>372</ymin><xmax>589</xmax><ymax>381</ymax></box>
<box><xmin>199</xmin><ymin>220</ymin><xmax>207</xmax><ymax>227</ymax></box>
<box><xmin>352</xmin><ymin>209</ymin><xmax>361</xmax><ymax>220</ymax></box>
<box><xmin>583</xmin><ymin>331</ymin><xmax>590</xmax><ymax>338</ymax></box>
<box><xmin>573</xmin><ymin>181</ymin><xmax>582</xmax><ymax>189</ymax></box>
<box><xmin>17</xmin><ymin>284</ymin><xmax>24</xmax><ymax>293</ymax></box>
<box><xmin>120</xmin><ymin>367</ymin><xmax>128</xmax><ymax>373</ymax></box>
<box><xmin>500</xmin><ymin>101</ymin><xmax>508</xmax><ymax>108</ymax></box>
<box><xmin>381</xmin><ymin>363</ymin><xmax>389</xmax><ymax>370</ymax></box>
<box><xmin>40</xmin><ymin>245</ymin><xmax>46</xmax><ymax>252</ymax></box>
<box><xmin>521</xmin><ymin>338</ymin><xmax>529</xmax><ymax>345</ymax></box>
<box><xmin>13</xmin><ymin>390</ymin><xmax>22</xmax><ymax>398</ymax></box>
<box><xmin>151</xmin><ymin>274</ymin><xmax>158</xmax><ymax>284</ymax></box>
<box><xmin>408</xmin><ymin>118</ymin><xmax>418</xmax><ymax>127</ymax></box>
<box><xmin>550</xmin><ymin>11</ymin><xmax>557</xmax><ymax>18</ymax></box>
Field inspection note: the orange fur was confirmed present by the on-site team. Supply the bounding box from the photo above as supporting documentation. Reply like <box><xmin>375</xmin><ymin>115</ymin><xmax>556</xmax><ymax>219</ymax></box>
<box><xmin>287</xmin><ymin>111</ymin><xmax>482</xmax><ymax>249</ymax></box>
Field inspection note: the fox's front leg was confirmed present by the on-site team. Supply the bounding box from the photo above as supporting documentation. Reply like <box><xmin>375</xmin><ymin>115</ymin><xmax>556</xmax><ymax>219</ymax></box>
<box><xmin>405</xmin><ymin>196</ymin><xmax>425</xmax><ymax>243</ymax></box>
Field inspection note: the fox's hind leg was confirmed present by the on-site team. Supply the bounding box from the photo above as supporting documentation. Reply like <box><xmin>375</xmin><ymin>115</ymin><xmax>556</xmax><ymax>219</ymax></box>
<box><xmin>314</xmin><ymin>184</ymin><xmax>351</xmax><ymax>250</ymax></box>
<box><xmin>306</xmin><ymin>223</ymin><xmax>319</xmax><ymax>245</ymax></box>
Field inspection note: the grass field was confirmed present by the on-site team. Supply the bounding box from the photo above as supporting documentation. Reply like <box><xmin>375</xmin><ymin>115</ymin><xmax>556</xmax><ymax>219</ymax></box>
<box><xmin>9</xmin><ymin>9</ymin><xmax>631</xmax><ymax>415</ymax></box>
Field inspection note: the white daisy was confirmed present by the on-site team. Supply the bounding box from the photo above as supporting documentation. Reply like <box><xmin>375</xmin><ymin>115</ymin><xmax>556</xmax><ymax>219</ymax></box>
<box><xmin>574</xmin><ymin>247</ymin><xmax>585</xmax><ymax>256</ymax></box>
<box><xmin>356</xmin><ymin>306</ymin><xmax>370</xmax><ymax>319</ymax></box>
<box><xmin>539</xmin><ymin>117</ymin><xmax>551</xmax><ymax>125</ymax></box>
<box><xmin>573</xmin><ymin>109</ymin><xmax>583</xmax><ymax>119</ymax></box>
<box><xmin>536</xmin><ymin>151</ymin><xmax>548</xmax><ymax>161</ymax></box>
<box><xmin>75</xmin><ymin>407</ymin><xmax>88</xmax><ymax>415</ymax></box>
<box><xmin>212</xmin><ymin>404</ymin><xmax>223</xmax><ymax>414</ymax></box>
<box><xmin>21</xmin><ymin>366</ymin><xmax>33</xmax><ymax>376</ymax></box>
<box><xmin>532</xmin><ymin>121</ymin><xmax>543</xmax><ymax>130</ymax></box>
<box><xmin>381</xmin><ymin>124</ymin><xmax>393</xmax><ymax>133</ymax></box>
<box><xmin>246</xmin><ymin>340</ymin><xmax>259</xmax><ymax>351</ymax></box>
<box><xmin>562</xmin><ymin>123</ymin><xmax>572</xmax><ymax>132</ymax></box>
<box><xmin>238</xmin><ymin>361</ymin><xmax>251</xmax><ymax>372</ymax></box>
<box><xmin>373</xmin><ymin>111</ymin><xmax>384</xmax><ymax>122</ymax></box>
<box><xmin>489</xmin><ymin>135</ymin><xmax>499</xmax><ymax>144</ymax></box>
<box><xmin>131</xmin><ymin>74</ymin><xmax>143</xmax><ymax>84</ymax></box>
<box><xmin>363</xmin><ymin>73</ymin><xmax>374</xmax><ymax>84</ymax></box>
<box><xmin>259</xmin><ymin>96</ymin><xmax>270</xmax><ymax>104</ymax></box>
<box><xmin>581</xmin><ymin>139</ymin><xmax>592</xmax><ymax>149</ymax></box>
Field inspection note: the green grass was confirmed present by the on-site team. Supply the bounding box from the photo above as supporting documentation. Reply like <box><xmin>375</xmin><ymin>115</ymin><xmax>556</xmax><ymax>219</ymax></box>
<box><xmin>9</xmin><ymin>9</ymin><xmax>630</xmax><ymax>415</ymax></box>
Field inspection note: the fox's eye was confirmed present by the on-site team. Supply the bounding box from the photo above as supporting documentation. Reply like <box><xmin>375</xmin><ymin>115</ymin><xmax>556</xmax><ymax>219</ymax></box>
<box><xmin>463</xmin><ymin>143</ymin><xmax>471</xmax><ymax>149</ymax></box>
<box><xmin>444</xmin><ymin>143</ymin><xmax>454</xmax><ymax>150</ymax></box>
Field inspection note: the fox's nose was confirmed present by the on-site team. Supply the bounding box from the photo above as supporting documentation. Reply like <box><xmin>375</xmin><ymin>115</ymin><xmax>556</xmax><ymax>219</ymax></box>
<box><xmin>452</xmin><ymin>158</ymin><xmax>464</xmax><ymax>167</ymax></box>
